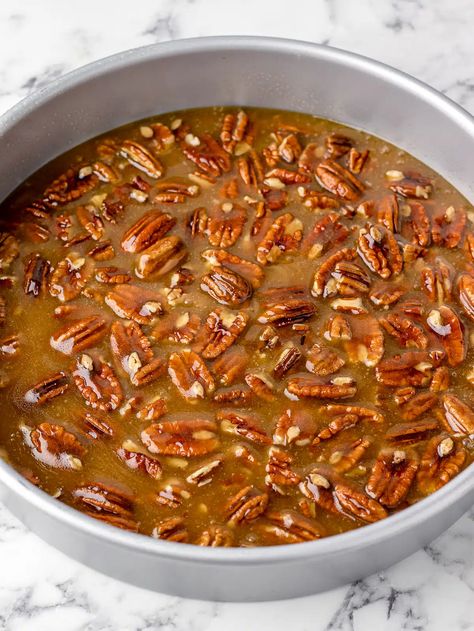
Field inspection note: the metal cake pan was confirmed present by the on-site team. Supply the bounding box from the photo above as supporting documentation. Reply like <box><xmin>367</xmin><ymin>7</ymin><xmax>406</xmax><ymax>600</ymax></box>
<box><xmin>0</xmin><ymin>37</ymin><xmax>473</xmax><ymax>601</ymax></box>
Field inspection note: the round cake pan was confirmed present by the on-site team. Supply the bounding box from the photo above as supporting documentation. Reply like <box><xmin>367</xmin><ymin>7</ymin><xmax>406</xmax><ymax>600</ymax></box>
<box><xmin>0</xmin><ymin>37</ymin><xmax>473</xmax><ymax>601</ymax></box>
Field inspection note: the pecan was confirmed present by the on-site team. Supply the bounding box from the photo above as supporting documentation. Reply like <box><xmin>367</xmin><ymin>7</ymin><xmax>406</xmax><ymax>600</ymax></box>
<box><xmin>23</xmin><ymin>253</ymin><xmax>51</xmax><ymax>296</ymax></box>
<box><xmin>204</xmin><ymin>207</ymin><xmax>247</xmax><ymax>248</ymax></box>
<box><xmin>213</xmin><ymin>386</ymin><xmax>253</xmax><ymax>406</ymax></box>
<box><xmin>0</xmin><ymin>334</ymin><xmax>19</xmax><ymax>357</ymax></box>
<box><xmin>302</xmin><ymin>212</ymin><xmax>349</xmax><ymax>260</ymax></box>
<box><xmin>195</xmin><ymin>310</ymin><xmax>249</xmax><ymax>360</ymax></box>
<box><xmin>212</xmin><ymin>347</ymin><xmax>249</xmax><ymax>385</ymax></box>
<box><xmin>181</xmin><ymin>133</ymin><xmax>231</xmax><ymax>177</ymax></box>
<box><xmin>238</xmin><ymin>150</ymin><xmax>264</xmax><ymax>186</ymax></box>
<box><xmin>146</xmin><ymin>122</ymin><xmax>175</xmax><ymax>152</ymax></box>
<box><xmin>44</xmin><ymin>168</ymin><xmax>98</xmax><ymax>205</ymax></box>
<box><xmin>88</xmin><ymin>240</ymin><xmax>115</xmax><ymax>261</ymax></box>
<box><xmin>369</xmin><ymin>282</ymin><xmax>404</xmax><ymax>307</ymax></box>
<box><xmin>117</xmin><ymin>439</ymin><xmax>162</xmax><ymax>479</ymax></box>
<box><xmin>156</xmin><ymin>483</ymin><xmax>190</xmax><ymax>508</ymax></box>
<box><xmin>201</xmin><ymin>249</ymin><xmax>264</xmax><ymax>288</ymax></box>
<box><xmin>313</xmin><ymin>404</ymin><xmax>383</xmax><ymax>445</ymax></box>
<box><xmin>0</xmin><ymin>296</ymin><xmax>5</xmax><ymax>327</ymax></box>
<box><xmin>402</xmin><ymin>201</ymin><xmax>430</xmax><ymax>246</ymax></box>
<box><xmin>344</xmin><ymin>315</ymin><xmax>385</xmax><ymax>367</ymax></box>
<box><xmin>348</xmin><ymin>148</ymin><xmax>369</xmax><ymax>174</ymax></box>
<box><xmin>386</xmin><ymin>419</ymin><xmax>439</xmax><ymax>443</ymax></box>
<box><xmin>426</xmin><ymin>306</ymin><xmax>465</xmax><ymax>366</ymax></box>
<box><xmin>152</xmin><ymin>312</ymin><xmax>201</xmax><ymax>345</ymax></box>
<box><xmin>263</xmin><ymin>510</ymin><xmax>325</xmax><ymax>544</ymax></box>
<box><xmin>311</xmin><ymin>248</ymin><xmax>357</xmax><ymax>297</ymax></box>
<box><xmin>366</xmin><ymin>448</ymin><xmax>418</xmax><ymax>507</ymax></box>
<box><xmin>325</xmin><ymin>133</ymin><xmax>352</xmax><ymax>158</ymax></box>
<box><xmin>417</xmin><ymin>434</ymin><xmax>466</xmax><ymax>494</ymax></box>
<box><xmin>152</xmin><ymin>517</ymin><xmax>188</xmax><ymax>542</ymax></box>
<box><xmin>375</xmin><ymin>350</ymin><xmax>443</xmax><ymax>387</ymax></box>
<box><xmin>379</xmin><ymin>313</ymin><xmax>428</xmax><ymax>349</ymax></box>
<box><xmin>244</xmin><ymin>373</ymin><xmax>275</xmax><ymax>401</ymax></box>
<box><xmin>24</xmin><ymin>372</ymin><xmax>69</xmax><ymax>404</ymax></box>
<box><xmin>300</xmin><ymin>469</ymin><xmax>387</xmax><ymax>523</ymax></box>
<box><xmin>432</xmin><ymin>206</ymin><xmax>466</xmax><ymax>248</ymax></box>
<box><xmin>141</xmin><ymin>418</ymin><xmax>218</xmax><ymax>457</ymax></box>
<box><xmin>218</xmin><ymin>410</ymin><xmax>271</xmax><ymax>445</ymax></box>
<box><xmin>256</xmin><ymin>213</ymin><xmax>302</xmax><ymax>265</ymax></box>
<box><xmin>73</xmin><ymin>482</ymin><xmax>137</xmax><ymax>531</ymax></box>
<box><xmin>315</xmin><ymin>159</ymin><xmax>364</xmax><ymax>201</ymax></box>
<box><xmin>73</xmin><ymin>355</ymin><xmax>123</xmax><ymax>411</ymax></box>
<box><xmin>21</xmin><ymin>422</ymin><xmax>84</xmax><ymax>470</ymax></box>
<box><xmin>76</xmin><ymin>205</ymin><xmax>104</xmax><ymax>240</ymax></box>
<box><xmin>273</xmin><ymin>408</ymin><xmax>317</xmax><ymax>446</ymax></box>
<box><xmin>265</xmin><ymin>446</ymin><xmax>300</xmax><ymax>492</ymax></box>
<box><xmin>305</xmin><ymin>343</ymin><xmax>345</xmax><ymax>376</ymax></box>
<box><xmin>273</xmin><ymin>344</ymin><xmax>303</xmax><ymax>379</ymax></box>
<box><xmin>200</xmin><ymin>266</ymin><xmax>252</xmax><ymax>306</ymax></box>
<box><xmin>400</xmin><ymin>391</ymin><xmax>438</xmax><ymax>420</ymax></box>
<box><xmin>457</xmin><ymin>273</ymin><xmax>474</xmax><ymax>321</ymax></box>
<box><xmin>376</xmin><ymin>194</ymin><xmax>399</xmax><ymax>233</ymax></box>
<box><xmin>136</xmin><ymin>397</ymin><xmax>167</xmax><ymax>421</ymax></box>
<box><xmin>119</xmin><ymin>140</ymin><xmax>163</xmax><ymax>178</ymax></box>
<box><xmin>82</xmin><ymin>412</ymin><xmax>115</xmax><ymax>439</ymax></box>
<box><xmin>430</xmin><ymin>366</ymin><xmax>450</xmax><ymax>392</ymax></box>
<box><xmin>50</xmin><ymin>316</ymin><xmax>107</xmax><ymax>355</ymax></box>
<box><xmin>387</xmin><ymin>171</ymin><xmax>432</xmax><ymax>199</ymax></box>
<box><xmin>168</xmin><ymin>350</ymin><xmax>215</xmax><ymax>400</ymax></box>
<box><xmin>105</xmin><ymin>284</ymin><xmax>163</xmax><ymax>324</ymax></box>
<box><xmin>420</xmin><ymin>257</ymin><xmax>453</xmax><ymax>303</ymax></box>
<box><xmin>299</xmin><ymin>189</ymin><xmax>340</xmax><ymax>212</ymax></box>
<box><xmin>264</xmin><ymin>167</ymin><xmax>311</xmax><ymax>186</ymax></box>
<box><xmin>197</xmin><ymin>525</ymin><xmax>234</xmax><ymax>547</ymax></box>
<box><xmin>331</xmin><ymin>260</ymin><xmax>371</xmax><ymax>296</ymax></box>
<box><xmin>153</xmin><ymin>179</ymin><xmax>199</xmax><ymax>204</ymax></box>
<box><xmin>135</xmin><ymin>235</ymin><xmax>187</xmax><ymax>279</ymax></box>
<box><xmin>94</xmin><ymin>266</ymin><xmax>131</xmax><ymax>284</ymax></box>
<box><xmin>186</xmin><ymin>455</ymin><xmax>223</xmax><ymax>486</ymax></box>
<box><xmin>0</xmin><ymin>232</ymin><xmax>19</xmax><ymax>270</ymax></box>
<box><xmin>110</xmin><ymin>320</ymin><xmax>153</xmax><ymax>380</ymax></box>
<box><xmin>131</xmin><ymin>357</ymin><xmax>166</xmax><ymax>387</ymax></box>
<box><xmin>329</xmin><ymin>437</ymin><xmax>371</xmax><ymax>473</ymax></box>
<box><xmin>121</xmin><ymin>211</ymin><xmax>176</xmax><ymax>253</ymax></box>
<box><xmin>258</xmin><ymin>298</ymin><xmax>316</xmax><ymax>328</ymax></box>
<box><xmin>324</xmin><ymin>314</ymin><xmax>352</xmax><ymax>341</ymax></box>
<box><xmin>225</xmin><ymin>485</ymin><xmax>268</xmax><ymax>524</ymax></box>
<box><xmin>49</xmin><ymin>255</ymin><xmax>91</xmax><ymax>302</ymax></box>
<box><xmin>286</xmin><ymin>375</ymin><xmax>356</xmax><ymax>399</ymax></box>
<box><xmin>220</xmin><ymin>110</ymin><xmax>251</xmax><ymax>154</ymax></box>
<box><xmin>442</xmin><ymin>394</ymin><xmax>474</xmax><ymax>435</ymax></box>
<box><xmin>298</xmin><ymin>143</ymin><xmax>321</xmax><ymax>174</ymax></box>
<box><xmin>357</xmin><ymin>224</ymin><xmax>403</xmax><ymax>279</ymax></box>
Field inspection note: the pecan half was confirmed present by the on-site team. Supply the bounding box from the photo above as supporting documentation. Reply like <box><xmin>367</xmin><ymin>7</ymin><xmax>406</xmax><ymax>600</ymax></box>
<box><xmin>49</xmin><ymin>255</ymin><xmax>91</xmax><ymax>302</ymax></box>
<box><xmin>256</xmin><ymin>213</ymin><xmax>302</xmax><ymax>265</ymax></box>
<box><xmin>186</xmin><ymin>455</ymin><xmax>223</xmax><ymax>486</ymax></box>
<box><xmin>244</xmin><ymin>372</ymin><xmax>275</xmax><ymax>401</ymax></box>
<box><xmin>218</xmin><ymin>410</ymin><xmax>271</xmax><ymax>445</ymax></box>
<box><xmin>141</xmin><ymin>418</ymin><xmax>218</xmax><ymax>457</ymax></box>
<box><xmin>205</xmin><ymin>207</ymin><xmax>247</xmax><ymax>248</ymax></box>
<box><xmin>387</xmin><ymin>171</ymin><xmax>432</xmax><ymax>199</ymax></box>
<box><xmin>442</xmin><ymin>394</ymin><xmax>474</xmax><ymax>435</ymax></box>
<box><xmin>432</xmin><ymin>206</ymin><xmax>466</xmax><ymax>248</ymax></box>
<box><xmin>385</xmin><ymin>419</ymin><xmax>439</xmax><ymax>443</ymax></box>
<box><xmin>420</xmin><ymin>257</ymin><xmax>453</xmax><ymax>303</ymax></box>
<box><xmin>273</xmin><ymin>344</ymin><xmax>303</xmax><ymax>379</ymax></box>
<box><xmin>200</xmin><ymin>266</ymin><xmax>252</xmax><ymax>306</ymax></box>
<box><xmin>168</xmin><ymin>350</ymin><xmax>215</xmax><ymax>400</ymax></box>
<box><xmin>197</xmin><ymin>525</ymin><xmax>234</xmax><ymax>547</ymax></box>
<box><xmin>325</xmin><ymin>133</ymin><xmax>352</xmax><ymax>158</ymax></box>
<box><xmin>344</xmin><ymin>315</ymin><xmax>385</xmax><ymax>367</ymax></box>
<box><xmin>212</xmin><ymin>347</ymin><xmax>249</xmax><ymax>385</ymax></box>
<box><xmin>24</xmin><ymin>372</ymin><xmax>69</xmax><ymax>404</ymax></box>
<box><xmin>0</xmin><ymin>232</ymin><xmax>19</xmax><ymax>270</ymax></box>
<box><xmin>366</xmin><ymin>448</ymin><xmax>418</xmax><ymax>507</ymax></box>
<box><xmin>400</xmin><ymin>391</ymin><xmax>438</xmax><ymax>420</ymax></box>
<box><xmin>302</xmin><ymin>212</ymin><xmax>349</xmax><ymax>260</ymax></box>
<box><xmin>121</xmin><ymin>211</ymin><xmax>176</xmax><ymax>253</ymax></box>
<box><xmin>73</xmin><ymin>482</ymin><xmax>137</xmax><ymax>531</ymax></box>
<box><xmin>286</xmin><ymin>375</ymin><xmax>357</xmax><ymax>399</ymax></box>
<box><xmin>117</xmin><ymin>439</ymin><xmax>162</xmax><ymax>479</ymax></box>
<box><xmin>457</xmin><ymin>273</ymin><xmax>474</xmax><ymax>321</ymax></box>
<box><xmin>261</xmin><ymin>510</ymin><xmax>325</xmax><ymax>543</ymax></box>
<box><xmin>201</xmin><ymin>249</ymin><xmax>264</xmax><ymax>288</ymax></box>
<box><xmin>50</xmin><ymin>316</ymin><xmax>107</xmax><ymax>355</ymax></box>
<box><xmin>311</xmin><ymin>248</ymin><xmax>357</xmax><ymax>297</ymax></box>
<box><xmin>265</xmin><ymin>446</ymin><xmax>300</xmax><ymax>492</ymax></box>
<box><xmin>225</xmin><ymin>485</ymin><xmax>268</xmax><ymax>524</ymax></box>
<box><xmin>110</xmin><ymin>320</ymin><xmax>153</xmax><ymax>379</ymax></box>
<box><xmin>120</xmin><ymin>140</ymin><xmax>163</xmax><ymax>178</ymax></box>
<box><xmin>417</xmin><ymin>434</ymin><xmax>466</xmax><ymax>494</ymax></box>
<box><xmin>379</xmin><ymin>313</ymin><xmax>428</xmax><ymax>350</ymax></box>
<box><xmin>24</xmin><ymin>253</ymin><xmax>51</xmax><ymax>296</ymax></box>
<box><xmin>195</xmin><ymin>309</ymin><xmax>249</xmax><ymax>360</ymax></box>
<box><xmin>426</xmin><ymin>306</ymin><xmax>465</xmax><ymax>367</ymax></box>
<box><xmin>258</xmin><ymin>298</ymin><xmax>316</xmax><ymax>327</ymax></box>
<box><xmin>357</xmin><ymin>224</ymin><xmax>403</xmax><ymax>279</ymax></box>
<box><xmin>73</xmin><ymin>355</ymin><xmax>123</xmax><ymax>411</ymax></box>
<box><xmin>375</xmin><ymin>350</ymin><xmax>443</xmax><ymax>387</ymax></box>
<box><xmin>82</xmin><ymin>412</ymin><xmax>115</xmax><ymax>439</ymax></box>
<box><xmin>44</xmin><ymin>167</ymin><xmax>98</xmax><ymax>205</ymax></box>
<box><xmin>402</xmin><ymin>201</ymin><xmax>430</xmax><ymax>246</ymax></box>
<box><xmin>305</xmin><ymin>343</ymin><xmax>345</xmax><ymax>376</ymax></box>
<box><xmin>153</xmin><ymin>179</ymin><xmax>199</xmax><ymax>204</ymax></box>
<box><xmin>181</xmin><ymin>133</ymin><xmax>231</xmax><ymax>177</ymax></box>
<box><xmin>21</xmin><ymin>422</ymin><xmax>84</xmax><ymax>470</ymax></box>
<box><xmin>135</xmin><ymin>235</ymin><xmax>187</xmax><ymax>279</ymax></box>
<box><xmin>313</xmin><ymin>404</ymin><xmax>383</xmax><ymax>445</ymax></box>
<box><xmin>220</xmin><ymin>110</ymin><xmax>251</xmax><ymax>154</ymax></box>
<box><xmin>105</xmin><ymin>284</ymin><xmax>163</xmax><ymax>324</ymax></box>
<box><xmin>329</xmin><ymin>437</ymin><xmax>371</xmax><ymax>473</ymax></box>
<box><xmin>315</xmin><ymin>159</ymin><xmax>364</xmax><ymax>201</ymax></box>
<box><xmin>152</xmin><ymin>517</ymin><xmax>188</xmax><ymax>542</ymax></box>
<box><xmin>273</xmin><ymin>408</ymin><xmax>316</xmax><ymax>447</ymax></box>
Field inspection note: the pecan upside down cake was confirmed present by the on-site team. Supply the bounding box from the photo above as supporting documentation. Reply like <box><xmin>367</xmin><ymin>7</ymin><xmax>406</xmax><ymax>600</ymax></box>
<box><xmin>0</xmin><ymin>107</ymin><xmax>473</xmax><ymax>547</ymax></box>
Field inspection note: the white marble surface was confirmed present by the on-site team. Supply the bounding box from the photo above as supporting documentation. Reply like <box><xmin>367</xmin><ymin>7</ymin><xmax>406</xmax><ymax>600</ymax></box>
<box><xmin>0</xmin><ymin>0</ymin><xmax>473</xmax><ymax>629</ymax></box>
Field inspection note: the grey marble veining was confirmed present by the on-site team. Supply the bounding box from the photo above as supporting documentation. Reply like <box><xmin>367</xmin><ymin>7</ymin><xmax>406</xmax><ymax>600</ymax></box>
<box><xmin>0</xmin><ymin>0</ymin><xmax>472</xmax><ymax>629</ymax></box>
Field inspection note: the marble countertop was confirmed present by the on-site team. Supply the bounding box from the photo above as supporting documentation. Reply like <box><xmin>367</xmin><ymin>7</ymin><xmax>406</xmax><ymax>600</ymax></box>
<box><xmin>0</xmin><ymin>0</ymin><xmax>473</xmax><ymax>629</ymax></box>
